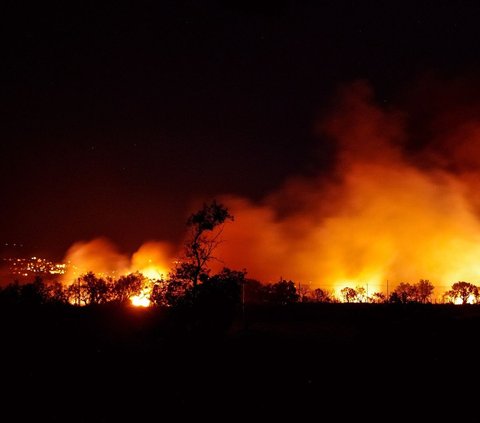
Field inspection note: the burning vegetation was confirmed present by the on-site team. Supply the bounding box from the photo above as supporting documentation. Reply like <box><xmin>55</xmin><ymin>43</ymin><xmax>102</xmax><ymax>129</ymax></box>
<box><xmin>4</xmin><ymin>79</ymin><xmax>480</xmax><ymax>305</ymax></box>
<box><xmin>213</xmin><ymin>79</ymin><xmax>480</xmax><ymax>296</ymax></box>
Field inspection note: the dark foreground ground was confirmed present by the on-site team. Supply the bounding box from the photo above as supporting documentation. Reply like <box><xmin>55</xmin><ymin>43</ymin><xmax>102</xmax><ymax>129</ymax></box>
<box><xmin>1</xmin><ymin>303</ymin><xmax>479</xmax><ymax>421</ymax></box>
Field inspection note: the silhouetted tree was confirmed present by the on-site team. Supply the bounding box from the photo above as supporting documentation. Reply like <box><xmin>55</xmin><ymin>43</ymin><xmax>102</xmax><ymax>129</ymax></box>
<box><xmin>175</xmin><ymin>201</ymin><xmax>233</xmax><ymax>298</ymax></box>
<box><xmin>267</xmin><ymin>279</ymin><xmax>299</xmax><ymax>305</ymax></box>
<box><xmin>0</xmin><ymin>278</ymin><xmax>53</xmax><ymax>305</ymax></box>
<box><xmin>198</xmin><ymin>268</ymin><xmax>244</xmax><ymax>305</ymax></box>
<box><xmin>70</xmin><ymin>272</ymin><xmax>110</xmax><ymax>305</ymax></box>
<box><xmin>391</xmin><ymin>282</ymin><xmax>416</xmax><ymax>303</ymax></box>
<box><xmin>243</xmin><ymin>279</ymin><xmax>267</xmax><ymax>304</ymax></box>
<box><xmin>445</xmin><ymin>281</ymin><xmax>479</xmax><ymax>304</ymax></box>
<box><xmin>341</xmin><ymin>287</ymin><xmax>358</xmax><ymax>303</ymax></box>
<box><xmin>149</xmin><ymin>277</ymin><xmax>190</xmax><ymax>307</ymax></box>
<box><xmin>195</xmin><ymin>268</ymin><xmax>244</xmax><ymax>331</ymax></box>
<box><xmin>312</xmin><ymin>288</ymin><xmax>334</xmax><ymax>303</ymax></box>
<box><xmin>162</xmin><ymin>278</ymin><xmax>193</xmax><ymax>307</ymax></box>
<box><xmin>67</xmin><ymin>281</ymin><xmax>85</xmax><ymax>305</ymax></box>
<box><xmin>45</xmin><ymin>281</ymin><xmax>69</xmax><ymax>304</ymax></box>
<box><xmin>370</xmin><ymin>292</ymin><xmax>386</xmax><ymax>303</ymax></box>
<box><xmin>390</xmin><ymin>280</ymin><xmax>434</xmax><ymax>304</ymax></box>
<box><xmin>297</xmin><ymin>283</ymin><xmax>311</xmax><ymax>302</ymax></box>
<box><xmin>111</xmin><ymin>272</ymin><xmax>144</xmax><ymax>303</ymax></box>
<box><xmin>0</xmin><ymin>280</ymin><xmax>21</xmax><ymax>304</ymax></box>
<box><xmin>149</xmin><ymin>279</ymin><xmax>168</xmax><ymax>306</ymax></box>
<box><xmin>19</xmin><ymin>276</ymin><xmax>48</xmax><ymax>305</ymax></box>
<box><xmin>355</xmin><ymin>286</ymin><xmax>367</xmax><ymax>303</ymax></box>
<box><xmin>415</xmin><ymin>279</ymin><xmax>434</xmax><ymax>303</ymax></box>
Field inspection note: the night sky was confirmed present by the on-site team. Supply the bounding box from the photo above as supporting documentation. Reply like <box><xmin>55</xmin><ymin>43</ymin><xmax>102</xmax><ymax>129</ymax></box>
<box><xmin>2</xmin><ymin>1</ymin><xmax>480</xmax><ymax>259</ymax></box>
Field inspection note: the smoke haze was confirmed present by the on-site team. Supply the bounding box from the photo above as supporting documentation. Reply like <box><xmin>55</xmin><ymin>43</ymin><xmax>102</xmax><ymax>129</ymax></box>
<box><xmin>63</xmin><ymin>78</ymin><xmax>480</xmax><ymax>296</ymax></box>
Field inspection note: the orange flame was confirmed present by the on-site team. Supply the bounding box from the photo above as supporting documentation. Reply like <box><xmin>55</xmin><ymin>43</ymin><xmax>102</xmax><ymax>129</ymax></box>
<box><xmin>130</xmin><ymin>241</ymin><xmax>171</xmax><ymax>281</ymax></box>
<box><xmin>211</xmin><ymin>81</ymin><xmax>480</xmax><ymax>298</ymax></box>
<box><xmin>130</xmin><ymin>288</ymin><xmax>152</xmax><ymax>307</ymax></box>
<box><xmin>62</xmin><ymin>239</ymin><xmax>173</xmax><ymax>305</ymax></box>
<box><xmin>62</xmin><ymin>79</ymin><xmax>480</xmax><ymax>302</ymax></box>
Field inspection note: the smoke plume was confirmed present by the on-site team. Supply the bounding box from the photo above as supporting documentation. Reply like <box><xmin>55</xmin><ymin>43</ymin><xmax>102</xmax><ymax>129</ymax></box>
<box><xmin>213</xmin><ymin>79</ymin><xmax>480</xmax><ymax>295</ymax></box>
<box><xmin>62</xmin><ymin>77</ymin><xmax>480</xmax><ymax>297</ymax></box>
<box><xmin>62</xmin><ymin>237</ymin><xmax>173</xmax><ymax>283</ymax></box>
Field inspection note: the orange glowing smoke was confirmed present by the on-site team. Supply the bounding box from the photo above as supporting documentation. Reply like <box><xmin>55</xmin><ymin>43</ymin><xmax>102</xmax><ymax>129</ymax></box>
<box><xmin>62</xmin><ymin>238</ymin><xmax>130</xmax><ymax>282</ymax></box>
<box><xmin>62</xmin><ymin>238</ymin><xmax>172</xmax><ymax>284</ymax></box>
<box><xmin>62</xmin><ymin>78</ymin><xmax>480</xmax><ymax>299</ymax></box>
<box><xmin>212</xmin><ymin>80</ymin><xmax>480</xmax><ymax>296</ymax></box>
<box><xmin>130</xmin><ymin>241</ymin><xmax>171</xmax><ymax>280</ymax></box>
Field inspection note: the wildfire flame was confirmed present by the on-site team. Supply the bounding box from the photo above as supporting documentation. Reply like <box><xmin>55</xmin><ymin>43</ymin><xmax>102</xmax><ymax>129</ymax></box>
<box><xmin>60</xmin><ymin>78</ymin><xmax>480</xmax><ymax>301</ymax></box>
<box><xmin>454</xmin><ymin>295</ymin><xmax>476</xmax><ymax>305</ymax></box>
<box><xmin>212</xmin><ymin>80</ymin><xmax>480</xmax><ymax>297</ymax></box>
<box><xmin>130</xmin><ymin>289</ymin><xmax>151</xmax><ymax>307</ymax></box>
<box><xmin>62</xmin><ymin>239</ymin><xmax>171</xmax><ymax>281</ymax></box>
<box><xmin>61</xmin><ymin>239</ymin><xmax>171</xmax><ymax>306</ymax></box>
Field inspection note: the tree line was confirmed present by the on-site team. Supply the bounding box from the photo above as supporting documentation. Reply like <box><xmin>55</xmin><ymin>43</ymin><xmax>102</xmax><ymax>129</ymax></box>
<box><xmin>1</xmin><ymin>201</ymin><xmax>480</xmax><ymax>308</ymax></box>
<box><xmin>2</xmin><ymin>270</ymin><xmax>480</xmax><ymax>308</ymax></box>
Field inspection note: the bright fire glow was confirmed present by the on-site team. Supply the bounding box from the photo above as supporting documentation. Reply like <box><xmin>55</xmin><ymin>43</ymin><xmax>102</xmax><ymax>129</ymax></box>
<box><xmin>209</xmin><ymin>82</ymin><xmax>480</xmax><ymax>300</ymax></box>
<box><xmin>130</xmin><ymin>242</ymin><xmax>170</xmax><ymax>281</ymax></box>
<box><xmin>138</xmin><ymin>265</ymin><xmax>165</xmax><ymax>280</ymax></box>
<box><xmin>60</xmin><ymin>81</ymin><xmax>480</xmax><ymax>303</ymax></box>
<box><xmin>62</xmin><ymin>239</ymin><xmax>172</xmax><ymax>283</ymax></box>
<box><xmin>454</xmin><ymin>295</ymin><xmax>476</xmax><ymax>305</ymax></box>
<box><xmin>60</xmin><ymin>240</ymin><xmax>172</xmax><ymax>307</ymax></box>
<box><xmin>130</xmin><ymin>291</ymin><xmax>151</xmax><ymax>307</ymax></box>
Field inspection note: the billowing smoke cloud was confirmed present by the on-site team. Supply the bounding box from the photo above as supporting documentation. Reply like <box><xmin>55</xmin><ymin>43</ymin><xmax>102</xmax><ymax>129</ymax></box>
<box><xmin>62</xmin><ymin>78</ymin><xmax>480</xmax><ymax>297</ymax></box>
<box><xmin>212</xmin><ymin>80</ymin><xmax>480</xmax><ymax>295</ymax></box>
<box><xmin>62</xmin><ymin>238</ymin><xmax>174</xmax><ymax>283</ymax></box>
<box><xmin>130</xmin><ymin>241</ymin><xmax>173</xmax><ymax>280</ymax></box>
<box><xmin>62</xmin><ymin>237</ymin><xmax>130</xmax><ymax>282</ymax></box>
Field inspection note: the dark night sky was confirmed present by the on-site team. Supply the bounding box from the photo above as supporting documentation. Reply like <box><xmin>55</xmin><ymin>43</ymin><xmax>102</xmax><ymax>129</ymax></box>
<box><xmin>1</xmin><ymin>1</ymin><xmax>480</xmax><ymax>259</ymax></box>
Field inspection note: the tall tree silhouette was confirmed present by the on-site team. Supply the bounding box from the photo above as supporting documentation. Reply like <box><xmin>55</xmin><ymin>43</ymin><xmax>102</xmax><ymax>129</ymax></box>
<box><xmin>415</xmin><ymin>280</ymin><xmax>434</xmax><ymax>303</ymax></box>
<box><xmin>176</xmin><ymin>200</ymin><xmax>233</xmax><ymax>297</ymax></box>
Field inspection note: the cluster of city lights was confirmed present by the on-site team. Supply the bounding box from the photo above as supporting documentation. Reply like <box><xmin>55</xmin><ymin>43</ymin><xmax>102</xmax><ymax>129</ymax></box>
<box><xmin>2</xmin><ymin>257</ymin><xmax>66</xmax><ymax>277</ymax></box>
